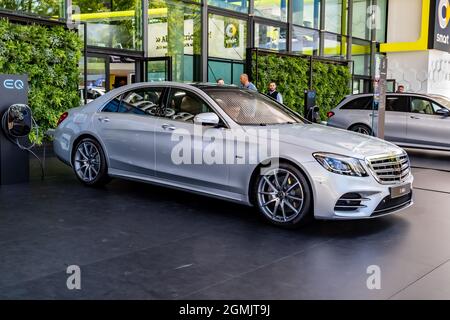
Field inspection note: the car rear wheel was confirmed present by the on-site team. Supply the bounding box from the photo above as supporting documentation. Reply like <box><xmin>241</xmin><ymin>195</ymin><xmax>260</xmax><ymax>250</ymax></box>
<box><xmin>253</xmin><ymin>163</ymin><xmax>313</xmax><ymax>227</ymax></box>
<box><xmin>73</xmin><ymin>138</ymin><xmax>110</xmax><ymax>187</ymax></box>
<box><xmin>350</xmin><ymin>124</ymin><xmax>372</xmax><ymax>135</ymax></box>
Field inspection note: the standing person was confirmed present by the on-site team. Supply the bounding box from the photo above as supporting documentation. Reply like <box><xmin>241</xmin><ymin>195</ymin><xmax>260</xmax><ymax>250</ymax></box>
<box><xmin>396</xmin><ymin>84</ymin><xmax>405</xmax><ymax>93</ymax></box>
<box><xmin>267</xmin><ymin>81</ymin><xmax>283</xmax><ymax>103</ymax></box>
<box><xmin>216</xmin><ymin>78</ymin><xmax>225</xmax><ymax>85</ymax></box>
<box><xmin>239</xmin><ymin>73</ymin><xmax>257</xmax><ymax>91</ymax></box>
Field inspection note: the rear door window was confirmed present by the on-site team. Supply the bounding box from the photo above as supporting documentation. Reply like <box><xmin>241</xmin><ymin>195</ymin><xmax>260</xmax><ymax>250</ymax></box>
<box><xmin>386</xmin><ymin>96</ymin><xmax>409</xmax><ymax>112</ymax></box>
<box><xmin>341</xmin><ymin>97</ymin><xmax>373</xmax><ymax>110</ymax></box>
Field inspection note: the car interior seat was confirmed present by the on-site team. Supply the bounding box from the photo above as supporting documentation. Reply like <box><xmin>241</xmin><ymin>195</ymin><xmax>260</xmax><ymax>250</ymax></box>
<box><xmin>412</xmin><ymin>100</ymin><xmax>426</xmax><ymax>114</ymax></box>
<box><xmin>180</xmin><ymin>95</ymin><xmax>201</xmax><ymax>115</ymax></box>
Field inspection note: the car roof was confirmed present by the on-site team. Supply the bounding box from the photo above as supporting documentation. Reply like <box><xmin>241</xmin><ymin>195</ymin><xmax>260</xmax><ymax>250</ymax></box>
<box><xmin>343</xmin><ymin>92</ymin><xmax>444</xmax><ymax>100</ymax></box>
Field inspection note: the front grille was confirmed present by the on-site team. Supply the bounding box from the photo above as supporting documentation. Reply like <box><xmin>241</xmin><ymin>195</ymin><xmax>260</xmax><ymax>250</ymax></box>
<box><xmin>367</xmin><ymin>153</ymin><xmax>410</xmax><ymax>184</ymax></box>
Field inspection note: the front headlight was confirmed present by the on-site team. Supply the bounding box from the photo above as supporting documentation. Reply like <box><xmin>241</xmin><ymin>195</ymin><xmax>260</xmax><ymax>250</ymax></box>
<box><xmin>313</xmin><ymin>152</ymin><xmax>368</xmax><ymax>177</ymax></box>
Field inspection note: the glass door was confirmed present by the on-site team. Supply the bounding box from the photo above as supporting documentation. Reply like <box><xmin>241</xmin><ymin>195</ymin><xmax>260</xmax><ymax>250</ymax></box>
<box><xmin>109</xmin><ymin>55</ymin><xmax>136</xmax><ymax>90</ymax></box>
<box><xmin>85</xmin><ymin>56</ymin><xmax>107</xmax><ymax>103</ymax></box>
<box><xmin>146</xmin><ymin>57</ymin><xmax>172</xmax><ymax>82</ymax></box>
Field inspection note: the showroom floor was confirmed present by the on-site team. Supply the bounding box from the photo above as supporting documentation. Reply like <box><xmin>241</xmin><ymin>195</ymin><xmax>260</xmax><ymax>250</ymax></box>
<box><xmin>0</xmin><ymin>148</ymin><xmax>450</xmax><ymax>299</ymax></box>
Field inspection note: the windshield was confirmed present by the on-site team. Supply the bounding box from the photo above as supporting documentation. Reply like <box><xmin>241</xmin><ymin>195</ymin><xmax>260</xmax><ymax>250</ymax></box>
<box><xmin>432</xmin><ymin>96</ymin><xmax>450</xmax><ymax>109</ymax></box>
<box><xmin>203</xmin><ymin>88</ymin><xmax>304</xmax><ymax>125</ymax></box>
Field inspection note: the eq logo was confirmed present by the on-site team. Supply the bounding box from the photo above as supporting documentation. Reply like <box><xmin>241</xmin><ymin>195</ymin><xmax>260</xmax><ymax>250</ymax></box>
<box><xmin>3</xmin><ymin>79</ymin><xmax>25</xmax><ymax>90</ymax></box>
<box><xmin>438</xmin><ymin>0</ymin><xmax>450</xmax><ymax>30</ymax></box>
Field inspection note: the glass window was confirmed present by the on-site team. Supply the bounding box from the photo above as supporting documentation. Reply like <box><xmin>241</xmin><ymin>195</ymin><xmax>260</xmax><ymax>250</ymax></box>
<box><xmin>208</xmin><ymin>14</ymin><xmax>247</xmax><ymax>60</ymax></box>
<box><xmin>375</xmin><ymin>0</ymin><xmax>387</xmax><ymax>43</ymax></box>
<box><xmin>432</xmin><ymin>96</ymin><xmax>450</xmax><ymax>109</ymax></box>
<box><xmin>386</xmin><ymin>96</ymin><xmax>409</xmax><ymax>112</ymax></box>
<box><xmin>352</xmin><ymin>40</ymin><xmax>371</xmax><ymax>76</ymax></box>
<box><xmin>147</xmin><ymin>60</ymin><xmax>170</xmax><ymax>81</ymax></box>
<box><xmin>86</xmin><ymin>57</ymin><xmax>107</xmax><ymax>100</ymax></box>
<box><xmin>148</xmin><ymin>0</ymin><xmax>201</xmax><ymax>82</ymax></box>
<box><xmin>323</xmin><ymin>33</ymin><xmax>346</xmax><ymax>58</ymax></box>
<box><xmin>254</xmin><ymin>0</ymin><xmax>288</xmax><ymax>22</ymax></box>
<box><xmin>232</xmin><ymin>63</ymin><xmax>244</xmax><ymax>85</ymax></box>
<box><xmin>208</xmin><ymin>60</ymin><xmax>232</xmax><ymax>84</ymax></box>
<box><xmin>208</xmin><ymin>0</ymin><xmax>249</xmax><ymax>13</ymax></box>
<box><xmin>102</xmin><ymin>95</ymin><xmax>122</xmax><ymax>112</ymax></box>
<box><xmin>204</xmin><ymin>88</ymin><xmax>303</xmax><ymax>125</ymax></box>
<box><xmin>293</xmin><ymin>0</ymin><xmax>321</xmax><ymax>29</ymax></box>
<box><xmin>208</xmin><ymin>60</ymin><xmax>244</xmax><ymax>85</ymax></box>
<box><xmin>114</xmin><ymin>87</ymin><xmax>165</xmax><ymax>115</ymax></box>
<box><xmin>341</xmin><ymin>97</ymin><xmax>373</xmax><ymax>110</ymax></box>
<box><xmin>410</xmin><ymin>98</ymin><xmax>436</xmax><ymax>115</ymax></box>
<box><xmin>432</xmin><ymin>103</ymin><xmax>447</xmax><ymax>113</ymax></box>
<box><xmin>167</xmin><ymin>89</ymin><xmax>213</xmax><ymax>122</ymax></box>
<box><xmin>255</xmin><ymin>23</ymin><xmax>287</xmax><ymax>51</ymax></box>
<box><xmin>73</xmin><ymin>0</ymin><xmax>142</xmax><ymax>50</ymax></box>
<box><xmin>324</xmin><ymin>0</ymin><xmax>343</xmax><ymax>33</ymax></box>
<box><xmin>0</xmin><ymin>0</ymin><xmax>64</xmax><ymax>17</ymax></box>
<box><xmin>352</xmin><ymin>0</ymin><xmax>371</xmax><ymax>40</ymax></box>
<box><xmin>292</xmin><ymin>26</ymin><xmax>319</xmax><ymax>55</ymax></box>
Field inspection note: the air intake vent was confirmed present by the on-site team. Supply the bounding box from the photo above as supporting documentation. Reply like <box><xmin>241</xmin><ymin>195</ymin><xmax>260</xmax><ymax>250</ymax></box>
<box><xmin>335</xmin><ymin>193</ymin><xmax>369</xmax><ymax>212</ymax></box>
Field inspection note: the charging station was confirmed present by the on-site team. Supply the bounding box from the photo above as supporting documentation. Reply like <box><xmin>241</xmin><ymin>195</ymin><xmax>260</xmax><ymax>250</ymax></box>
<box><xmin>0</xmin><ymin>74</ymin><xmax>29</xmax><ymax>185</ymax></box>
<box><xmin>304</xmin><ymin>90</ymin><xmax>320</xmax><ymax>123</ymax></box>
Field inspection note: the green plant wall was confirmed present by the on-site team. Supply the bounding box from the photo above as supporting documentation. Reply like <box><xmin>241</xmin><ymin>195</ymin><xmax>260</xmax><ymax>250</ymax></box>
<box><xmin>252</xmin><ymin>52</ymin><xmax>351</xmax><ymax>120</ymax></box>
<box><xmin>0</xmin><ymin>18</ymin><xmax>82</xmax><ymax>143</ymax></box>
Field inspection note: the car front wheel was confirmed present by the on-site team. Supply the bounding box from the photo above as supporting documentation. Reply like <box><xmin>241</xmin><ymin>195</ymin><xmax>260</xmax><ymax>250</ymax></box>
<box><xmin>350</xmin><ymin>124</ymin><xmax>372</xmax><ymax>135</ymax></box>
<box><xmin>72</xmin><ymin>138</ymin><xmax>110</xmax><ymax>187</ymax></box>
<box><xmin>253</xmin><ymin>163</ymin><xmax>313</xmax><ymax>227</ymax></box>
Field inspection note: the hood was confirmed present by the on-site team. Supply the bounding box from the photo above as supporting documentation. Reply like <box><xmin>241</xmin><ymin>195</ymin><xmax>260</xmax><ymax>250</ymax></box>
<box><xmin>244</xmin><ymin>123</ymin><xmax>403</xmax><ymax>159</ymax></box>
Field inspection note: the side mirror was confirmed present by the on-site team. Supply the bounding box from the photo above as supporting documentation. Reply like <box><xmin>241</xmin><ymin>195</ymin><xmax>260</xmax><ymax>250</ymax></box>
<box><xmin>436</xmin><ymin>108</ymin><xmax>449</xmax><ymax>117</ymax></box>
<box><xmin>194</xmin><ymin>112</ymin><xmax>220</xmax><ymax>126</ymax></box>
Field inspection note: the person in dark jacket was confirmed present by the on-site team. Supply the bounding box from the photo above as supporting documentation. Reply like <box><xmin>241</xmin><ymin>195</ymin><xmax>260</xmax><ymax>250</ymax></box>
<box><xmin>267</xmin><ymin>81</ymin><xmax>283</xmax><ymax>103</ymax></box>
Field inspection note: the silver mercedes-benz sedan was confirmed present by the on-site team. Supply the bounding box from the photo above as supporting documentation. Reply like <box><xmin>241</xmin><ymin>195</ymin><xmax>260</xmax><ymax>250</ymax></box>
<box><xmin>53</xmin><ymin>82</ymin><xmax>413</xmax><ymax>227</ymax></box>
<box><xmin>327</xmin><ymin>93</ymin><xmax>450</xmax><ymax>151</ymax></box>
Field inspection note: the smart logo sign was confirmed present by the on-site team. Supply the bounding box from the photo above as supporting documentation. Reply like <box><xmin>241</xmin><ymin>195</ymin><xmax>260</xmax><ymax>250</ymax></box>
<box><xmin>431</xmin><ymin>0</ymin><xmax>450</xmax><ymax>52</ymax></box>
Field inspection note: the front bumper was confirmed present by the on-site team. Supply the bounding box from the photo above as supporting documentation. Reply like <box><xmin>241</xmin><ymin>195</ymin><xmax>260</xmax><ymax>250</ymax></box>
<box><xmin>302</xmin><ymin>161</ymin><xmax>414</xmax><ymax>220</ymax></box>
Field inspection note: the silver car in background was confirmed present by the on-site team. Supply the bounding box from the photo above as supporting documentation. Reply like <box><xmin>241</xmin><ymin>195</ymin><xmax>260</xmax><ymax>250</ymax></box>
<box><xmin>53</xmin><ymin>82</ymin><xmax>413</xmax><ymax>227</ymax></box>
<box><xmin>327</xmin><ymin>93</ymin><xmax>450</xmax><ymax>151</ymax></box>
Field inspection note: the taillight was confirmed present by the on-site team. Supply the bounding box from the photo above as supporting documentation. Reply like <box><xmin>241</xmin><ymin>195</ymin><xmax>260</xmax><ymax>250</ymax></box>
<box><xmin>57</xmin><ymin>112</ymin><xmax>69</xmax><ymax>126</ymax></box>
<box><xmin>327</xmin><ymin>111</ymin><xmax>335</xmax><ymax>118</ymax></box>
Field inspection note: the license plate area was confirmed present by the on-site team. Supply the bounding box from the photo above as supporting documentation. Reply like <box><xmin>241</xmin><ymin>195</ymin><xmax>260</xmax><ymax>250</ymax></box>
<box><xmin>390</xmin><ymin>183</ymin><xmax>411</xmax><ymax>199</ymax></box>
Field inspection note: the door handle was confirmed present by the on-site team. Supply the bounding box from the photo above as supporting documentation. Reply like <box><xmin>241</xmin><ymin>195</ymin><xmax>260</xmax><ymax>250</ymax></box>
<box><xmin>162</xmin><ymin>124</ymin><xmax>176</xmax><ymax>131</ymax></box>
<box><xmin>369</xmin><ymin>114</ymin><xmax>378</xmax><ymax>117</ymax></box>
<box><xmin>98</xmin><ymin>117</ymin><xmax>110</xmax><ymax>123</ymax></box>
<box><xmin>410</xmin><ymin>115</ymin><xmax>420</xmax><ymax>120</ymax></box>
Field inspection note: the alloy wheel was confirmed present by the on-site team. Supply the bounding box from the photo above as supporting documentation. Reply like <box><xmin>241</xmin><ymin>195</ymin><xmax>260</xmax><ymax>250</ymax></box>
<box><xmin>257</xmin><ymin>168</ymin><xmax>305</xmax><ymax>223</ymax></box>
<box><xmin>353</xmin><ymin>125</ymin><xmax>371</xmax><ymax>135</ymax></box>
<box><xmin>74</xmin><ymin>141</ymin><xmax>101</xmax><ymax>182</ymax></box>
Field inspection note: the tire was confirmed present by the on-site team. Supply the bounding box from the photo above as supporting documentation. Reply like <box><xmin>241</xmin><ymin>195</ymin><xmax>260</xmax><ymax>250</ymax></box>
<box><xmin>349</xmin><ymin>124</ymin><xmax>372</xmax><ymax>135</ymax></box>
<box><xmin>252</xmin><ymin>163</ymin><xmax>313</xmax><ymax>228</ymax></box>
<box><xmin>72</xmin><ymin>137</ymin><xmax>110</xmax><ymax>187</ymax></box>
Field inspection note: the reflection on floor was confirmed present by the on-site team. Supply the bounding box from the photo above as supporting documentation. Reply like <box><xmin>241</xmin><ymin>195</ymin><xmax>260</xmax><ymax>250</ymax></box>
<box><xmin>0</xmin><ymin>148</ymin><xmax>449</xmax><ymax>299</ymax></box>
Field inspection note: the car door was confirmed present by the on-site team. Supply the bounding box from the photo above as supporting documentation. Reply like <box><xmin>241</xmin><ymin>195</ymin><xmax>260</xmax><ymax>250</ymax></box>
<box><xmin>406</xmin><ymin>97</ymin><xmax>450</xmax><ymax>148</ymax></box>
<box><xmin>95</xmin><ymin>86</ymin><xmax>166</xmax><ymax>176</ymax></box>
<box><xmin>383</xmin><ymin>95</ymin><xmax>409</xmax><ymax>143</ymax></box>
<box><xmin>153</xmin><ymin>87</ymin><xmax>229</xmax><ymax>191</ymax></box>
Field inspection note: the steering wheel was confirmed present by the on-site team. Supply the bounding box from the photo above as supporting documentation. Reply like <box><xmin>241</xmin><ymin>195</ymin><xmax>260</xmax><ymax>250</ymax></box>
<box><xmin>172</xmin><ymin>112</ymin><xmax>194</xmax><ymax>121</ymax></box>
<box><xmin>147</xmin><ymin>106</ymin><xmax>176</xmax><ymax>117</ymax></box>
